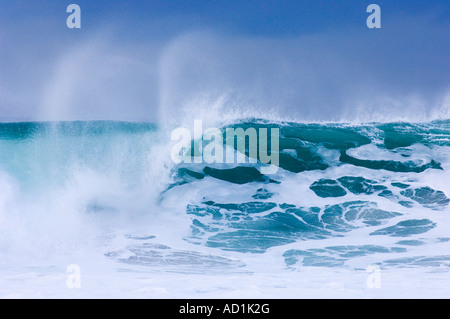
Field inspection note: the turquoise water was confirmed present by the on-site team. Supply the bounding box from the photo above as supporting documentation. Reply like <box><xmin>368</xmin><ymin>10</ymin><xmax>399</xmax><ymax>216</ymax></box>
<box><xmin>0</xmin><ymin>120</ymin><xmax>449</xmax><ymax>277</ymax></box>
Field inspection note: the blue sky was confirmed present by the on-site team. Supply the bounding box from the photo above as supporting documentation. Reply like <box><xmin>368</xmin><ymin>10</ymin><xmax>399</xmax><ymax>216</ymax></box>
<box><xmin>0</xmin><ymin>1</ymin><xmax>449</xmax><ymax>122</ymax></box>
<box><xmin>2</xmin><ymin>1</ymin><xmax>448</xmax><ymax>37</ymax></box>
<box><xmin>1</xmin><ymin>1</ymin><xmax>448</xmax><ymax>31</ymax></box>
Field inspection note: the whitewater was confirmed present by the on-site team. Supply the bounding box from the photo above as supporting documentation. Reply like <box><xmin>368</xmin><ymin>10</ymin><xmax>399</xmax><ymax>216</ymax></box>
<box><xmin>0</xmin><ymin>119</ymin><xmax>449</xmax><ymax>298</ymax></box>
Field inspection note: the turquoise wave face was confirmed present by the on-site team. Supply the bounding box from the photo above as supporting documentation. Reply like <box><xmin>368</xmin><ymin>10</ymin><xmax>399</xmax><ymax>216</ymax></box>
<box><xmin>0</xmin><ymin>121</ymin><xmax>157</xmax><ymax>188</ymax></box>
<box><xmin>1</xmin><ymin>120</ymin><xmax>450</xmax><ymax>270</ymax></box>
<box><xmin>173</xmin><ymin>120</ymin><xmax>450</xmax><ymax>184</ymax></box>
<box><xmin>168</xmin><ymin>119</ymin><xmax>450</xmax><ymax>268</ymax></box>
<box><xmin>0</xmin><ymin>121</ymin><xmax>156</xmax><ymax>140</ymax></box>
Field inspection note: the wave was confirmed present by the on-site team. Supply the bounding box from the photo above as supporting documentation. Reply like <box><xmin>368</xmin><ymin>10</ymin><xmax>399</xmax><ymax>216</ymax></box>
<box><xmin>0</xmin><ymin>119</ymin><xmax>449</xmax><ymax>271</ymax></box>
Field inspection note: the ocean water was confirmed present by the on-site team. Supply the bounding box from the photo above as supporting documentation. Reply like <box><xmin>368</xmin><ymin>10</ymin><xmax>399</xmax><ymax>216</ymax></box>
<box><xmin>0</xmin><ymin>120</ymin><xmax>449</xmax><ymax>298</ymax></box>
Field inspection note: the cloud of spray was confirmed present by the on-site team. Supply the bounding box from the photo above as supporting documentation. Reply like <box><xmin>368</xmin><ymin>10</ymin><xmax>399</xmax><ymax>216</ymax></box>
<box><xmin>0</xmin><ymin>11</ymin><xmax>448</xmax><ymax>123</ymax></box>
<box><xmin>158</xmin><ymin>19</ymin><xmax>449</xmax><ymax>124</ymax></box>
<box><xmin>38</xmin><ymin>38</ymin><xmax>160</xmax><ymax>122</ymax></box>
<box><xmin>0</xmin><ymin>21</ymin><xmax>162</xmax><ymax>122</ymax></box>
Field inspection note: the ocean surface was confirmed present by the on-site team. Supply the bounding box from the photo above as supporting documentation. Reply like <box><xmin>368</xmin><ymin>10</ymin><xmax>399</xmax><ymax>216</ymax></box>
<box><xmin>0</xmin><ymin>119</ymin><xmax>449</xmax><ymax>298</ymax></box>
